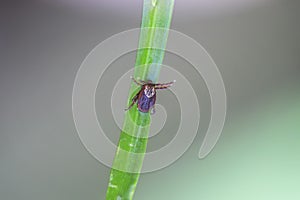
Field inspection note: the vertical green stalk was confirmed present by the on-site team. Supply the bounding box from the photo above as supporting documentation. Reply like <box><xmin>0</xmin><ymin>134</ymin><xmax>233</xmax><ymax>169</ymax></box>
<box><xmin>106</xmin><ymin>0</ymin><xmax>174</xmax><ymax>199</ymax></box>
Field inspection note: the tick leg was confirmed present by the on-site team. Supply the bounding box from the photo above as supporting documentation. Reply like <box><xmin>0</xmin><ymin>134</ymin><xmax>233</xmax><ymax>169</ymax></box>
<box><xmin>138</xmin><ymin>78</ymin><xmax>152</xmax><ymax>84</ymax></box>
<box><xmin>154</xmin><ymin>80</ymin><xmax>176</xmax><ymax>89</ymax></box>
<box><xmin>125</xmin><ymin>93</ymin><xmax>139</xmax><ymax>111</ymax></box>
<box><xmin>131</xmin><ymin>76</ymin><xmax>144</xmax><ymax>86</ymax></box>
<box><xmin>125</xmin><ymin>101</ymin><xmax>135</xmax><ymax>111</ymax></box>
<box><xmin>131</xmin><ymin>76</ymin><xmax>153</xmax><ymax>85</ymax></box>
<box><xmin>150</xmin><ymin>106</ymin><xmax>156</xmax><ymax>115</ymax></box>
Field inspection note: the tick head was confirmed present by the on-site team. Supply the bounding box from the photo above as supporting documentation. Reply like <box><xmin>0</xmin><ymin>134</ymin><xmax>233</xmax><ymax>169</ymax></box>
<box><xmin>144</xmin><ymin>85</ymin><xmax>155</xmax><ymax>98</ymax></box>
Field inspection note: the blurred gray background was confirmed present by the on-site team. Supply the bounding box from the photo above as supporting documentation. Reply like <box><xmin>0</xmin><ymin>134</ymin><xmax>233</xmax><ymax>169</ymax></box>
<box><xmin>1</xmin><ymin>0</ymin><xmax>300</xmax><ymax>199</ymax></box>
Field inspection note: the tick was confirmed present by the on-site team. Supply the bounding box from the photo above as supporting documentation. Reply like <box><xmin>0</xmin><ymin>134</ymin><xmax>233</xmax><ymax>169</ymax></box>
<box><xmin>125</xmin><ymin>77</ymin><xmax>175</xmax><ymax>114</ymax></box>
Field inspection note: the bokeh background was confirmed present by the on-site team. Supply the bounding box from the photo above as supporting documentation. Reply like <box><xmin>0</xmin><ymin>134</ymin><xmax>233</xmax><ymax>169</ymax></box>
<box><xmin>1</xmin><ymin>0</ymin><xmax>300</xmax><ymax>199</ymax></box>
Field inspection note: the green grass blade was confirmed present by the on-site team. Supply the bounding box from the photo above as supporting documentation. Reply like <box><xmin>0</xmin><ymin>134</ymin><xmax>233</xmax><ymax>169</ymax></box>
<box><xmin>106</xmin><ymin>0</ymin><xmax>175</xmax><ymax>199</ymax></box>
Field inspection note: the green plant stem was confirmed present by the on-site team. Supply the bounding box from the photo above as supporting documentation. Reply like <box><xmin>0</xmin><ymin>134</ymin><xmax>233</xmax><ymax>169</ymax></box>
<box><xmin>106</xmin><ymin>0</ymin><xmax>174</xmax><ymax>199</ymax></box>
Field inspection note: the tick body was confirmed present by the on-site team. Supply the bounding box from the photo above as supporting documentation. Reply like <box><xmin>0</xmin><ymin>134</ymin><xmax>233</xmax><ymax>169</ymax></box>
<box><xmin>125</xmin><ymin>77</ymin><xmax>175</xmax><ymax>114</ymax></box>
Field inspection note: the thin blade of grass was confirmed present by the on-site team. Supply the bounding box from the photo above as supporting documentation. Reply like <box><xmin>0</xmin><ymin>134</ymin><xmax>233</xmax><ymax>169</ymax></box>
<box><xmin>106</xmin><ymin>0</ymin><xmax>175</xmax><ymax>199</ymax></box>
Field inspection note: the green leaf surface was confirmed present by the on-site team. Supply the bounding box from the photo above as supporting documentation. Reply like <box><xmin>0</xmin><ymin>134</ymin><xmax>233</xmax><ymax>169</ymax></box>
<box><xmin>106</xmin><ymin>0</ymin><xmax>175</xmax><ymax>199</ymax></box>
